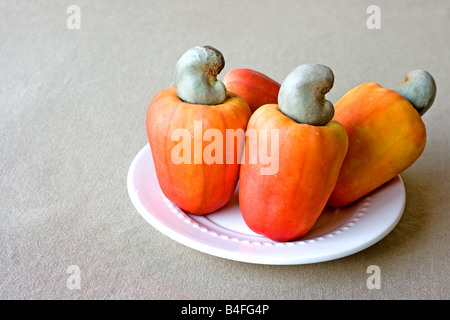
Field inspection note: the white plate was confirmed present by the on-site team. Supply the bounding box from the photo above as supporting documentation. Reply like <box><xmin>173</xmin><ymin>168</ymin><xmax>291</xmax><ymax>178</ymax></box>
<box><xmin>127</xmin><ymin>144</ymin><xmax>405</xmax><ymax>265</ymax></box>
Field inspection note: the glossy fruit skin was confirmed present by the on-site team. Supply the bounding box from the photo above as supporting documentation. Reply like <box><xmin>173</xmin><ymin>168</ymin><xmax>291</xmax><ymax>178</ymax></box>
<box><xmin>147</xmin><ymin>87</ymin><xmax>251</xmax><ymax>215</ymax></box>
<box><xmin>223</xmin><ymin>68</ymin><xmax>280</xmax><ymax>114</ymax></box>
<box><xmin>328</xmin><ymin>82</ymin><xmax>427</xmax><ymax>207</ymax></box>
<box><xmin>239</xmin><ymin>104</ymin><xmax>348</xmax><ymax>242</ymax></box>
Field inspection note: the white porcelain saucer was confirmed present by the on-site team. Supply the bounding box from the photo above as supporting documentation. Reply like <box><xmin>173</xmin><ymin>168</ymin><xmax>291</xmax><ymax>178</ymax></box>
<box><xmin>127</xmin><ymin>144</ymin><xmax>405</xmax><ymax>265</ymax></box>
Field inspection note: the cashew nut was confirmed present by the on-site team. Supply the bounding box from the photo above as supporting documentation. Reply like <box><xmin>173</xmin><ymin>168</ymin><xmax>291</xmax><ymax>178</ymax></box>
<box><xmin>278</xmin><ymin>64</ymin><xmax>335</xmax><ymax>126</ymax></box>
<box><xmin>174</xmin><ymin>45</ymin><xmax>226</xmax><ymax>105</ymax></box>
<box><xmin>394</xmin><ymin>69</ymin><xmax>436</xmax><ymax>116</ymax></box>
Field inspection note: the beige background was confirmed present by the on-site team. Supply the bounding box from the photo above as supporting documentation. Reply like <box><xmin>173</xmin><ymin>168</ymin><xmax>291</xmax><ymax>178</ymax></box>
<box><xmin>1</xmin><ymin>0</ymin><xmax>449</xmax><ymax>299</ymax></box>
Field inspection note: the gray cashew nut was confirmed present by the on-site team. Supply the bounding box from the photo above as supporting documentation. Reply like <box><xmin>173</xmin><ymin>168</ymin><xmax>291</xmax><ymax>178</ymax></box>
<box><xmin>278</xmin><ymin>64</ymin><xmax>335</xmax><ymax>126</ymax></box>
<box><xmin>174</xmin><ymin>45</ymin><xmax>226</xmax><ymax>105</ymax></box>
<box><xmin>394</xmin><ymin>69</ymin><xmax>436</xmax><ymax>116</ymax></box>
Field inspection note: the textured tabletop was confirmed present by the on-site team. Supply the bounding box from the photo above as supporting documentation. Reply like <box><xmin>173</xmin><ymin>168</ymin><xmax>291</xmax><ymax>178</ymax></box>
<box><xmin>1</xmin><ymin>0</ymin><xmax>449</xmax><ymax>299</ymax></box>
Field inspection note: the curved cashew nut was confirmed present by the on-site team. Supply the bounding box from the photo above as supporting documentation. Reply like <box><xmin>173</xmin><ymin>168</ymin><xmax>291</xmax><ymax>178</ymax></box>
<box><xmin>174</xmin><ymin>45</ymin><xmax>226</xmax><ymax>105</ymax></box>
<box><xmin>394</xmin><ymin>69</ymin><xmax>436</xmax><ymax>116</ymax></box>
<box><xmin>278</xmin><ymin>64</ymin><xmax>335</xmax><ymax>126</ymax></box>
